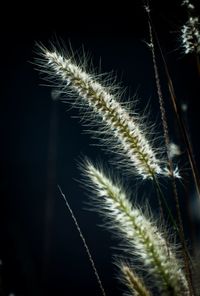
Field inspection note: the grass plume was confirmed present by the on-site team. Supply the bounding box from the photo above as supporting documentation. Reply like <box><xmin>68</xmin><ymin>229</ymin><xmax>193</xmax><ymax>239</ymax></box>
<box><xmin>35</xmin><ymin>45</ymin><xmax>178</xmax><ymax>180</ymax></box>
<box><xmin>120</xmin><ymin>263</ymin><xmax>151</xmax><ymax>296</ymax></box>
<box><xmin>82</xmin><ymin>160</ymin><xmax>189</xmax><ymax>295</ymax></box>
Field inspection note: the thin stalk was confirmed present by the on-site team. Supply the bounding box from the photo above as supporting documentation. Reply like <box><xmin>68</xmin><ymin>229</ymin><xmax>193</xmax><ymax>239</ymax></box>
<box><xmin>152</xmin><ymin>175</ymin><xmax>178</xmax><ymax>233</ymax></box>
<box><xmin>196</xmin><ymin>54</ymin><xmax>200</xmax><ymax>77</ymax></box>
<box><xmin>145</xmin><ymin>5</ymin><xmax>194</xmax><ymax>295</ymax></box>
<box><xmin>155</xmin><ymin>21</ymin><xmax>200</xmax><ymax>203</ymax></box>
<box><xmin>57</xmin><ymin>185</ymin><xmax>106</xmax><ymax>296</ymax></box>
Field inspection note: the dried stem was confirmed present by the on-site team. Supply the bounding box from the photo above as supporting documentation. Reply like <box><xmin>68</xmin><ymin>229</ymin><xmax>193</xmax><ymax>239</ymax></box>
<box><xmin>57</xmin><ymin>185</ymin><xmax>106</xmax><ymax>296</ymax></box>
<box><xmin>145</xmin><ymin>5</ymin><xmax>195</xmax><ymax>294</ymax></box>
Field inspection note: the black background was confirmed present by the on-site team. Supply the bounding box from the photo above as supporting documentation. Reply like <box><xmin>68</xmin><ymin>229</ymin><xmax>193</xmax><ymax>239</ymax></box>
<box><xmin>1</xmin><ymin>1</ymin><xmax>200</xmax><ymax>295</ymax></box>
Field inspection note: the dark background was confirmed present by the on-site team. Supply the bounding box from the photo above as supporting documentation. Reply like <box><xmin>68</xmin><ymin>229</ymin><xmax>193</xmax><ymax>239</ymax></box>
<box><xmin>1</xmin><ymin>1</ymin><xmax>200</xmax><ymax>295</ymax></box>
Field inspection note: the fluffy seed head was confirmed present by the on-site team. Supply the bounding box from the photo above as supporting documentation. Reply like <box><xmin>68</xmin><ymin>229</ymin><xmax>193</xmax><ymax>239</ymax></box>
<box><xmin>180</xmin><ymin>1</ymin><xmax>200</xmax><ymax>55</ymax></box>
<box><xmin>83</xmin><ymin>160</ymin><xmax>189</xmax><ymax>295</ymax></box>
<box><xmin>181</xmin><ymin>17</ymin><xmax>200</xmax><ymax>54</ymax></box>
<box><xmin>120</xmin><ymin>263</ymin><xmax>151</xmax><ymax>296</ymax></box>
<box><xmin>36</xmin><ymin>45</ymin><xmax>176</xmax><ymax>180</ymax></box>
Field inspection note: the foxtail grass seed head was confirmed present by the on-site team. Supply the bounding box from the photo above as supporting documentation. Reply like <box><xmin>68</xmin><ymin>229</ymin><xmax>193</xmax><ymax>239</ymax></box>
<box><xmin>181</xmin><ymin>17</ymin><xmax>200</xmax><ymax>54</ymax></box>
<box><xmin>36</xmin><ymin>45</ymin><xmax>179</xmax><ymax>180</ymax></box>
<box><xmin>120</xmin><ymin>263</ymin><xmax>151</xmax><ymax>296</ymax></box>
<box><xmin>181</xmin><ymin>1</ymin><xmax>200</xmax><ymax>54</ymax></box>
<box><xmin>83</xmin><ymin>160</ymin><xmax>189</xmax><ymax>295</ymax></box>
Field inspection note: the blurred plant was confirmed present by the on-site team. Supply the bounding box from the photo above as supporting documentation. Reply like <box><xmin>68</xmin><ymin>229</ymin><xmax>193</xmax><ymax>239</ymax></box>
<box><xmin>181</xmin><ymin>0</ymin><xmax>200</xmax><ymax>55</ymax></box>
